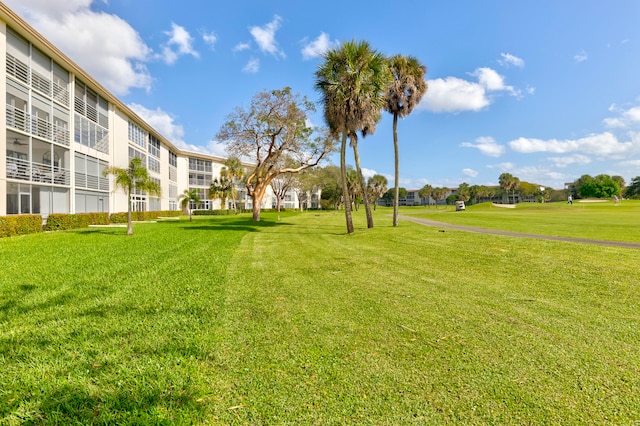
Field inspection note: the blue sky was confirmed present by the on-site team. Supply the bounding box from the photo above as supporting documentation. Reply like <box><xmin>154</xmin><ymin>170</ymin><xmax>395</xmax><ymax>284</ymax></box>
<box><xmin>7</xmin><ymin>0</ymin><xmax>640</xmax><ymax>189</ymax></box>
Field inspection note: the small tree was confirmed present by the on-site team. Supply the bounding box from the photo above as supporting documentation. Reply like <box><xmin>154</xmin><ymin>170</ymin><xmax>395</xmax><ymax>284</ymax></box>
<box><xmin>210</xmin><ymin>172</ymin><xmax>233</xmax><ymax>210</ymax></box>
<box><xmin>103</xmin><ymin>157</ymin><xmax>161</xmax><ymax>235</ymax></box>
<box><xmin>178</xmin><ymin>189</ymin><xmax>200</xmax><ymax>222</ymax></box>
<box><xmin>418</xmin><ymin>184</ymin><xmax>433</xmax><ymax>207</ymax></box>
<box><xmin>223</xmin><ymin>157</ymin><xmax>244</xmax><ymax>214</ymax></box>
<box><xmin>431</xmin><ymin>187</ymin><xmax>449</xmax><ymax>208</ymax></box>
<box><xmin>367</xmin><ymin>174</ymin><xmax>388</xmax><ymax>210</ymax></box>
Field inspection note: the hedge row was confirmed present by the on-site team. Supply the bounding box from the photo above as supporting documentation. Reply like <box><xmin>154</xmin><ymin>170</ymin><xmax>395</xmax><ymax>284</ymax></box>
<box><xmin>44</xmin><ymin>213</ymin><xmax>110</xmax><ymax>231</ymax></box>
<box><xmin>0</xmin><ymin>210</ymin><xmax>182</xmax><ymax>238</ymax></box>
<box><xmin>0</xmin><ymin>214</ymin><xmax>43</xmax><ymax>238</ymax></box>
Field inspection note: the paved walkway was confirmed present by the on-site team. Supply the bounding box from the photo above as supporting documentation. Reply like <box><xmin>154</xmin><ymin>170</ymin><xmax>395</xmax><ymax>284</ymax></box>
<box><xmin>397</xmin><ymin>215</ymin><xmax>640</xmax><ymax>249</ymax></box>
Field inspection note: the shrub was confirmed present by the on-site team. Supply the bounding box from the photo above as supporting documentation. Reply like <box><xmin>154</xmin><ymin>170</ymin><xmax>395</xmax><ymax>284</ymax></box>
<box><xmin>0</xmin><ymin>214</ymin><xmax>43</xmax><ymax>238</ymax></box>
<box><xmin>44</xmin><ymin>213</ymin><xmax>110</xmax><ymax>231</ymax></box>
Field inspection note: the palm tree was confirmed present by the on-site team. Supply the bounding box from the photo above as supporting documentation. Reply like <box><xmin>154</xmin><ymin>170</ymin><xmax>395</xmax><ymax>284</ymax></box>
<box><xmin>384</xmin><ymin>55</ymin><xmax>428</xmax><ymax>227</ymax></box>
<box><xmin>103</xmin><ymin>157</ymin><xmax>161</xmax><ymax>235</ymax></box>
<box><xmin>223</xmin><ymin>157</ymin><xmax>244</xmax><ymax>214</ymax></box>
<box><xmin>210</xmin><ymin>172</ymin><xmax>233</xmax><ymax>209</ymax></box>
<box><xmin>418</xmin><ymin>184</ymin><xmax>433</xmax><ymax>207</ymax></box>
<box><xmin>499</xmin><ymin>173</ymin><xmax>519</xmax><ymax>204</ymax></box>
<box><xmin>367</xmin><ymin>174</ymin><xmax>388</xmax><ymax>210</ymax></box>
<box><xmin>346</xmin><ymin>168</ymin><xmax>360</xmax><ymax>211</ymax></box>
<box><xmin>315</xmin><ymin>40</ymin><xmax>390</xmax><ymax>233</ymax></box>
<box><xmin>178</xmin><ymin>189</ymin><xmax>200</xmax><ymax>222</ymax></box>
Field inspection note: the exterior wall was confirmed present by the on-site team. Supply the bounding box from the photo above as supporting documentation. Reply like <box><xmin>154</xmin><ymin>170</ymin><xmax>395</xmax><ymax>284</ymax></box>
<box><xmin>0</xmin><ymin>4</ymin><xmax>308</xmax><ymax>217</ymax></box>
<box><xmin>0</xmin><ymin>20</ymin><xmax>7</xmax><ymax>216</ymax></box>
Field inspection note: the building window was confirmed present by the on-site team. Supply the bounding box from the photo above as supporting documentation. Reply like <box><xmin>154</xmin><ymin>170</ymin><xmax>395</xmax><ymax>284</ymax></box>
<box><xmin>169</xmin><ymin>151</ymin><xmax>177</xmax><ymax>167</ymax></box>
<box><xmin>148</xmin><ymin>157</ymin><xmax>160</xmax><ymax>174</ymax></box>
<box><xmin>128</xmin><ymin>146</ymin><xmax>147</xmax><ymax>164</ymax></box>
<box><xmin>149</xmin><ymin>134</ymin><xmax>160</xmax><ymax>158</ymax></box>
<box><xmin>128</xmin><ymin>121</ymin><xmax>146</xmax><ymax>148</ymax></box>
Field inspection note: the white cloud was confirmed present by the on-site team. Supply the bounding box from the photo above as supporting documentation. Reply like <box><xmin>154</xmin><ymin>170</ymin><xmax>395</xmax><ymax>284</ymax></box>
<box><xmin>207</xmin><ymin>140</ymin><xmax>229</xmax><ymax>157</ymax></box>
<box><xmin>301</xmin><ymin>32</ymin><xmax>338</xmax><ymax>60</ymax></box>
<box><xmin>202</xmin><ymin>31</ymin><xmax>217</xmax><ymax>50</ymax></box>
<box><xmin>159</xmin><ymin>23</ymin><xmax>199</xmax><ymax>65</ymax></box>
<box><xmin>509</xmin><ymin>132</ymin><xmax>637</xmax><ymax>157</ymax></box>
<box><xmin>462</xmin><ymin>168</ymin><xmax>479</xmax><ymax>178</ymax></box>
<box><xmin>420</xmin><ymin>67</ymin><xmax>521</xmax><ymax>113</ymax></box>
<box><xmin>604</xmin><ymin>106</ymin><xmax>640</xmax><ymax>128</ymax></box>
<box><xmin>7</xmin><ymin>0</ymin><xmax>153</xmax><ymax>95</ymax></box>
<box><xmin>242</xmin><ymin>58</ymin><xmax>260</xmax><ymax>73</ymax></box>
<box><xmin>460</xmin><ymin>136</ymin><xmax>506</xmax><ymax>157</ymax></box>
<box><xmin>574</xmin><ymin>50</ymin><xmax>588</xmax><ymax>62</ymax></box>
<box><xmin>472</xmin><ymin>67</ymin><xmax>520</xmax><ymax>96</ymax></box>
<box><xmin>547</xmin><ymin>154</ymin><xmax>592</xmax><ymax>168</ymax></box>
<box><xmin>498</xmin><ymin>53</ymin><xmax>524</xmax><ymax>67</ymax></box>
<box><xmin>487</xmin><ymin>162</ymin><xmax>570</xmax><ymax>188</ymax></box>
<box><xmin>233</xmin><ymin>42</ymin><xmax>251</xmax><ymax>52</ymax></box>
<box><xmin>128</xmin><ymin>102</ymin><xmax>188</xmax><ymax>148</ymax></box>
<box><xmin>360</xmin><ymin>167</ymin><xmax>376</xmax><ymax>180</ymax></box>
<box><xmin>249</xmin><ymin>15</ymin><xmax>285</xmax><ymax>58</ymax></box>
<box><xmin>420</xmin><ymin>76</ymin><xmax>489</xmax><ymax>113</ymax></box>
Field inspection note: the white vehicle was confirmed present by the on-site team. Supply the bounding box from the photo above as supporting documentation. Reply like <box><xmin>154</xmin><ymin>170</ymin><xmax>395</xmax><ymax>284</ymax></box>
<box><xmin>455</xmin><ymin>200</ymin><xmax>466</xmax><ymax>211</ymax></box>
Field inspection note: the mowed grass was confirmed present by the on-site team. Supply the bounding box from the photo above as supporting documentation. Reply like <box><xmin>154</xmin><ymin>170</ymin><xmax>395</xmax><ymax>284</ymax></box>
<box><xmin>407</xmin><ymin>199</ymin><xmax>640</xmax><ymax>243</ymax></box>
<box><xmin>1</xmin><ymin>208</ymin><xmax>639</xmax><ymax>424</ymax></box>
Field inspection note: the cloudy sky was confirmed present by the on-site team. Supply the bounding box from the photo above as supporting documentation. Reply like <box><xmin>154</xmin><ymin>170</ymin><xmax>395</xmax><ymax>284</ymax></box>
<box><xmin>7</xmin><ymin>0</ymin><xmax>640</xmax><ymax>189</ymax></box>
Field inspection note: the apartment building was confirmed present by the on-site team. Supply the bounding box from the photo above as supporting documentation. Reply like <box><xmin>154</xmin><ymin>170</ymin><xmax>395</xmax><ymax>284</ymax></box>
<box><xmin>0</xmin><ymin>4</ymin><xmax>305</xmax><ymax>218</ymax></box>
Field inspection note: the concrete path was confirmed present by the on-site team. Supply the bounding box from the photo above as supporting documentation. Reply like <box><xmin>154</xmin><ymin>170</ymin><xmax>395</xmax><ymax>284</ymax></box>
<box><xmin>397</xmin><ymin>215</ymin><xmax>640</xmax><ymax>249</ymax></box>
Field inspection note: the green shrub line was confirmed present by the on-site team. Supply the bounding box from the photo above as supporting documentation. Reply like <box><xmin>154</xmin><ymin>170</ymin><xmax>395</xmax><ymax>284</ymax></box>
<box><xmin>0</xmin><ymin>214</ymin><xmax>43</xmax><ymax>237</ymax></box>
<box><xmin>44</xmin><ymin>213</ymin><xmax>110</xmax><ymax>231</ymax></box>
<box><xmin>0</xmin><ymin>210</ymin><xmax>182</xmax><ymax>238</ymax></box>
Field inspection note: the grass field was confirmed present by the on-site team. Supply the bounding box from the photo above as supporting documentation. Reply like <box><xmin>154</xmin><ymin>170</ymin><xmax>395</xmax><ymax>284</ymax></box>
<box><xmin>1</xmin><ymin>202</ymin><xmax>639</xmax><ymax>424</ymax></box>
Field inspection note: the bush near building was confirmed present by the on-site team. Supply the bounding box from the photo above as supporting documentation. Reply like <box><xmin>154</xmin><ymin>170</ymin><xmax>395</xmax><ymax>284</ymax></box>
<box><xmin>44</xmin><ymin>213</ymin><xmax>110</xmax><ymax>231</ymax></box>
<box><xmin>0</xmin><ymin>214</ymin><xmax>43</xmax><ymax>238</ymax></box>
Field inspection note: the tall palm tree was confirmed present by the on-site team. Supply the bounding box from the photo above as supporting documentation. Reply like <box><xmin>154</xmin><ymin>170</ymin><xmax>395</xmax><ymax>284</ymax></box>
<box><xmin>384</xmin><ymin>55</ymin><xmax>428</xmax><ymax>227</ymax></box>
<box><xmin>315</xmin><ymin>40</ymin><xmax>390</xmax><ymax>233</ymax></box>
<box><xmin>210</xmin><ymin>172</ymin><xmax>233</xmax><ymax>209</ymax></box>
<box><xmin>103</xmin><ymin>157</ymin><xmax>161</xmax><ymax>235</ymax></box>
<box><xmin>178</xmin><ymin>189</ymin><xmax>200</xmax><ymax>222</ymax></box>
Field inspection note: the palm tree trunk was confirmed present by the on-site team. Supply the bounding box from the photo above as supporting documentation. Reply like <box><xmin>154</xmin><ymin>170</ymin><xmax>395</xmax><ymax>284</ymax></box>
<box><xmin>340</xmin><ymin>133</ymin><xmax>354</xmax><ymax>234</ymax></box>
<box><xmin>392</xmin><ymin>113</ymin><xmax>400</xmax><ymax>227</ymax></box>
<box><xmin>351</xmin><ymin>137</ymin><xmax>374</xmax><ymax>228</ymax></box>
<box><xmin>127</xmin><ymin>191</ymin><xmax>133</xmax><ymax>235</ymax></box>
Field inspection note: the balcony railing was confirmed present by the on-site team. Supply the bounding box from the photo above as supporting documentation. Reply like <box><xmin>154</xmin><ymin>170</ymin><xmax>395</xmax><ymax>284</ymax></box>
<box><xmin>6</xmin><ymin>158</ymin><xmax>70</xmax><ymax>185</ymax></box>
<box><xmin>7</xmin><ymin>54</ymin><xmax>70</xmax><ymax>107</ymax></box>
<box><xmin>7</xmin><ymin>104</ymin><xmax>70</xmax><ymax>146</ymax></box>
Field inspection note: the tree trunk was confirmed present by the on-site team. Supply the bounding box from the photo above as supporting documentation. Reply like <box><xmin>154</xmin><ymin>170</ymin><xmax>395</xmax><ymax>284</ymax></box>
<box><xmin>351</xmin><ymin>137</ymin><xmax>373</xmax><ymax>228</ymax></box>
<box><xmin>340</xmin><ymin>133</ymin><xmax>354</xmax><ymax>234</ymax></box>
<box><xmin>392</xmin><ymin>113</ymin><xmax>400</xmax><ymax>227</ymax></box>
<box><xmin>127</xmin><ymin>194</ymin><xmax>133</xmax><ymax>235</ymax></box>
<box><xmin>252</xmin><ymin>194</ymin><xmax>261</xmax><ymax>221</ymax></box>
<box><xmin>276</xmin><ymin>196</ymin><xmax>282</xmax><ymax>212</ymax></box>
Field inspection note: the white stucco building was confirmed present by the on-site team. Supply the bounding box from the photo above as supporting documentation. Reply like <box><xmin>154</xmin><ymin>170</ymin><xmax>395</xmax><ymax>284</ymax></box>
<box><xmin>0</xmin><ymin>4</ymin><xmax>313</xmax><ymax>219</ymax></box>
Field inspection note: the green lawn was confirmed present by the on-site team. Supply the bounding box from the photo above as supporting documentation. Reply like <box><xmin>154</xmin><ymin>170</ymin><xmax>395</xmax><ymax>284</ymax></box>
<box><xmin>1</xmin><ymin>208</ymin><xmax>639</xmax><ymax>424</ymax></box>
<box><xmin>406</xmin><ymin>199</ymin><xmax>640</xmax><ymax>242</ymax></box>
